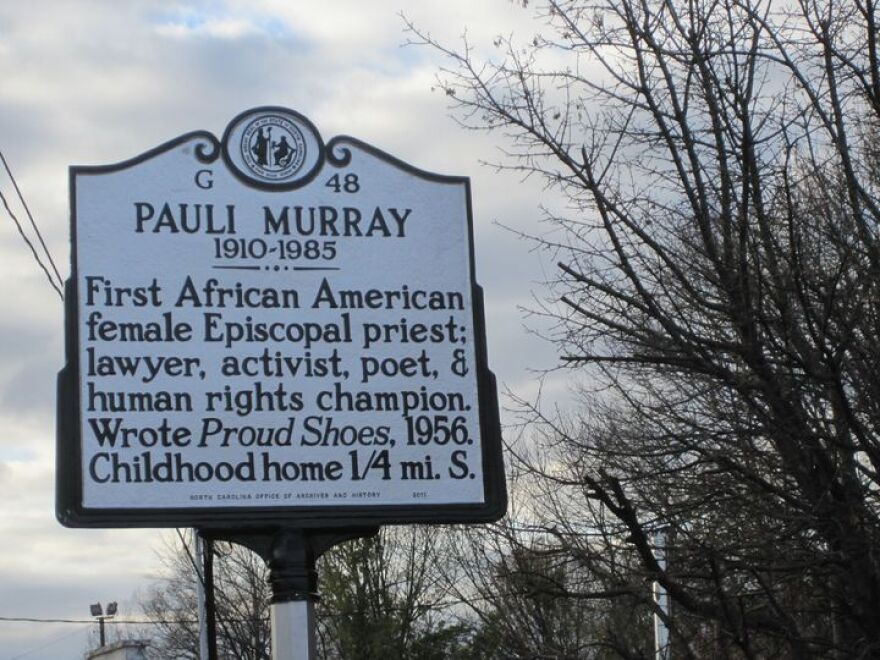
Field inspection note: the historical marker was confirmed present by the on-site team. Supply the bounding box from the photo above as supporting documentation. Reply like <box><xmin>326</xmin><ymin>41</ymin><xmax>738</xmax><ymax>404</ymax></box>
<box><xmin>57</xmin><ymin>107</ymin><xmax>506</xmax><ymax>529</ymax></box>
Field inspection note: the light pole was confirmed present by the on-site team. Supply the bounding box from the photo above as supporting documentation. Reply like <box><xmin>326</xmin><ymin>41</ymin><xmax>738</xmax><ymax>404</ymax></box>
<box><xmin>90</xmin><ymin>601</ymin><xmax>117</xmax><ymax>648</ymax></box>
<box><xmin>653</xmin><ymin>530</ymin><xmax>670</xmax><ymax>660</ymax></box>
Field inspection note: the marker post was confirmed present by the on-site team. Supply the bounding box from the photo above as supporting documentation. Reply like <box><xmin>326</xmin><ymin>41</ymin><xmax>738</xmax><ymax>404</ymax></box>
<box><xmin>268</xmin><ymin>530</ymin><xmax>318</xmax><ymax>660</ymax></box>
<box><xmin>203</xmin><ymin>527</ymin><xmax>377</xmax><ymax>660</ymax></box>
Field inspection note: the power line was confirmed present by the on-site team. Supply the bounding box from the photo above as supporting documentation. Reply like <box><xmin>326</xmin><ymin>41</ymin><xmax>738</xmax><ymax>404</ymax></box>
<box><xmin>0</xmin><ymin>616</ymin><xmax>193</xmax><ymax>625</ymax></box>
<box><xmin>0</xmin><ymin>615</ymin><xmax>272</xmax><ymax>625</ymax></box>
<box><xmin>0</xmin><ymin>185</ymin><xmax>63</xmax><ymax>300</ymax></box>
<box><xmin>0</xmin><ymin>149</ymin><xmax>64</xmax><ymax>290</ymax></box>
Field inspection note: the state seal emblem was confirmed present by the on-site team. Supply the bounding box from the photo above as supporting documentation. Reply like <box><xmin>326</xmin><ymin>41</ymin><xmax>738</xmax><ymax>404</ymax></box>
<box><xmin>240</xmin><ymin>114</ymin><xmax>307</xmax><ymax>182</ymax></box>
<box><xmin>222</xmin><ymin>106</ymin><xmax>325</xmax><ymax>189</ymax></box>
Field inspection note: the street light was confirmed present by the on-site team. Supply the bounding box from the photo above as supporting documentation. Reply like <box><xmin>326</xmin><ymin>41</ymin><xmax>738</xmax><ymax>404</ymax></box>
<box><xmin>90</xmin><ymin>601</ymin><xmax>117</xmax><ymax>648</ymax></box>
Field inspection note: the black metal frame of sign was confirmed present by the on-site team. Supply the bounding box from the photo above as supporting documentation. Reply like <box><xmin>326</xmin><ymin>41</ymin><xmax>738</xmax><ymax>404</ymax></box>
<box><xmin>56</xmin><ymin>107</ymin><xmax>507</xmax><ymax>531</ymax></box>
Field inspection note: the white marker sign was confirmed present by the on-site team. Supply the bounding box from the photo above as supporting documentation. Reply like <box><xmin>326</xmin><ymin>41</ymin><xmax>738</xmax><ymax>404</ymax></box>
<box><xmin>57</xmin><ymin>107</ymin><xmax>505</xmax><ymax>528</ymax></box>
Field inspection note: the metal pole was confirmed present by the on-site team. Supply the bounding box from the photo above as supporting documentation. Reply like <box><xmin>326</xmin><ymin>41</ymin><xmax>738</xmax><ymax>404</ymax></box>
<box><xmin>204</xmin><ymin>538</ymin><xmax>219</xmax><ymax>660</ymax></box>
<box><xmin>272</xmin><ymin>601</ymin><xmax>316</xmax><ymax>659</ymax></box>
<box><xmin>268</xmin><ymin>530</ymin><xmax>318</xmax><ymax>660</ymax></box>
<box><xmin>214</xmin><ymin>527</ymin><xmax>375</xmax><ymax>660</ymax></box>
<box><xmin>196</xmin><ymin>533</ymin><xmax>209</xmax><ymax>660</ymax></box>
<box><xmin>653</xmin><ymin>529</ymin><xmax>671</xmax><ymax>660</ymax></box>
<box><xmin>199</xmin><ymin>532</ymin><xmax>219</xmax><ymax>660</ymax></box>
<box><xmin>98</xmin><ymin>617</ymin><xmax>106</xmax><ymax>648</ymax></box>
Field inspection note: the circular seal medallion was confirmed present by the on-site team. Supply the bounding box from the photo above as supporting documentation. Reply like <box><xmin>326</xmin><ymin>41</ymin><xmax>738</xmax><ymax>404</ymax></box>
<box><xmin>240</xmin><ymin>114</ymin><xmax>307</xmax><ymax>182</ymax></box>
<box><xmin>222</xmin><ymin>107</ymin><xmax>324</xmax><ymax>189</ymax></box>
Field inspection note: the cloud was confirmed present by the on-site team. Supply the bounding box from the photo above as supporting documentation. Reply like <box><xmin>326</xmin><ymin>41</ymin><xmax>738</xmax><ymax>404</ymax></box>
<box><xmin>155</xmin><ymin>17</ymin><xmax>266</xmax><ymax>40</ymax></box>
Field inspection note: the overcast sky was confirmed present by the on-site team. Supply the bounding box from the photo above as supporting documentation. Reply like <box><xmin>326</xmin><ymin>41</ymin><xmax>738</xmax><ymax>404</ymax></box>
<box><xmin>0</xmin><ymin>2</ymin><xmax>573</xmax><ymax>657</ymax></box>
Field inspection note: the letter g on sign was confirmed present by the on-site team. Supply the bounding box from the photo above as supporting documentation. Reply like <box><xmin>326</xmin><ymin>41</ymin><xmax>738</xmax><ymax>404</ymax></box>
<box><xmin>195</xmin><ymin>169</ymin><xmax>214</xmax><ymax>189</ymax></box>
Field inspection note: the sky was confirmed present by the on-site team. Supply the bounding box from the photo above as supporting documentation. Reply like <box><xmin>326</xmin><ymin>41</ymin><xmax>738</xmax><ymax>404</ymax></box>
<box><xmin>0</xmin><ymin>2</ymin><xmax>570</xmax><ymax>658</ymax></box>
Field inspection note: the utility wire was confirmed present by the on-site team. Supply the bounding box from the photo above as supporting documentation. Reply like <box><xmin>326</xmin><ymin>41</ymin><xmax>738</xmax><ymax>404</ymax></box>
<box><xmin>0</xmin><ymin>616</ymin><xmax>185</xmax><ymax>624</ymax></box>
<box><xmin>0</xmin><ymin>149</ymin><xmax>64</xmax><ymax>289</ymax></box>
<box><xmin>0</xmin><ymin>186</ymin><xmax>63</xmax><ymax>300</ymax></box>
<box><xmin>0</xmin><ymin>616</ymin><xmax>267</xmax><ymax>625</ymax></box>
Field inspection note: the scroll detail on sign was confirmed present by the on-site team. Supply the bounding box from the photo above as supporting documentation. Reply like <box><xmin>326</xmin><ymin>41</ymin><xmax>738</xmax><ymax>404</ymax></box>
<box><xmin>57</xmin><ymin>106</ymin><xmax>505</xmax><ymax>528</ymax></box>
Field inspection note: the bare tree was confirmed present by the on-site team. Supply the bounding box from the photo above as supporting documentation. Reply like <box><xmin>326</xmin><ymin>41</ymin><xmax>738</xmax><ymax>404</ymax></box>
<box><xmin>442</xmin><ymin>511</ymin><xmax>655</xmax><ymax>659</ymax></box>
<box><xmin>317</xmin><ymin>526</ymin><xmax>468</xmax><ymax>659</ymax></box>
<box><xmin>409</xmin><ymin>0</ymin><xmax>880</xmax><ymax>656</ymax></box>
<box><xmin>140</xmin><ymin>532</ymin><xmax>270</xmax><ymax>659</ymax></box>
<box><xmin>140</xmin><ymin>528</ymin><xmax>467</xmax><ymax>659</ymax></box>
